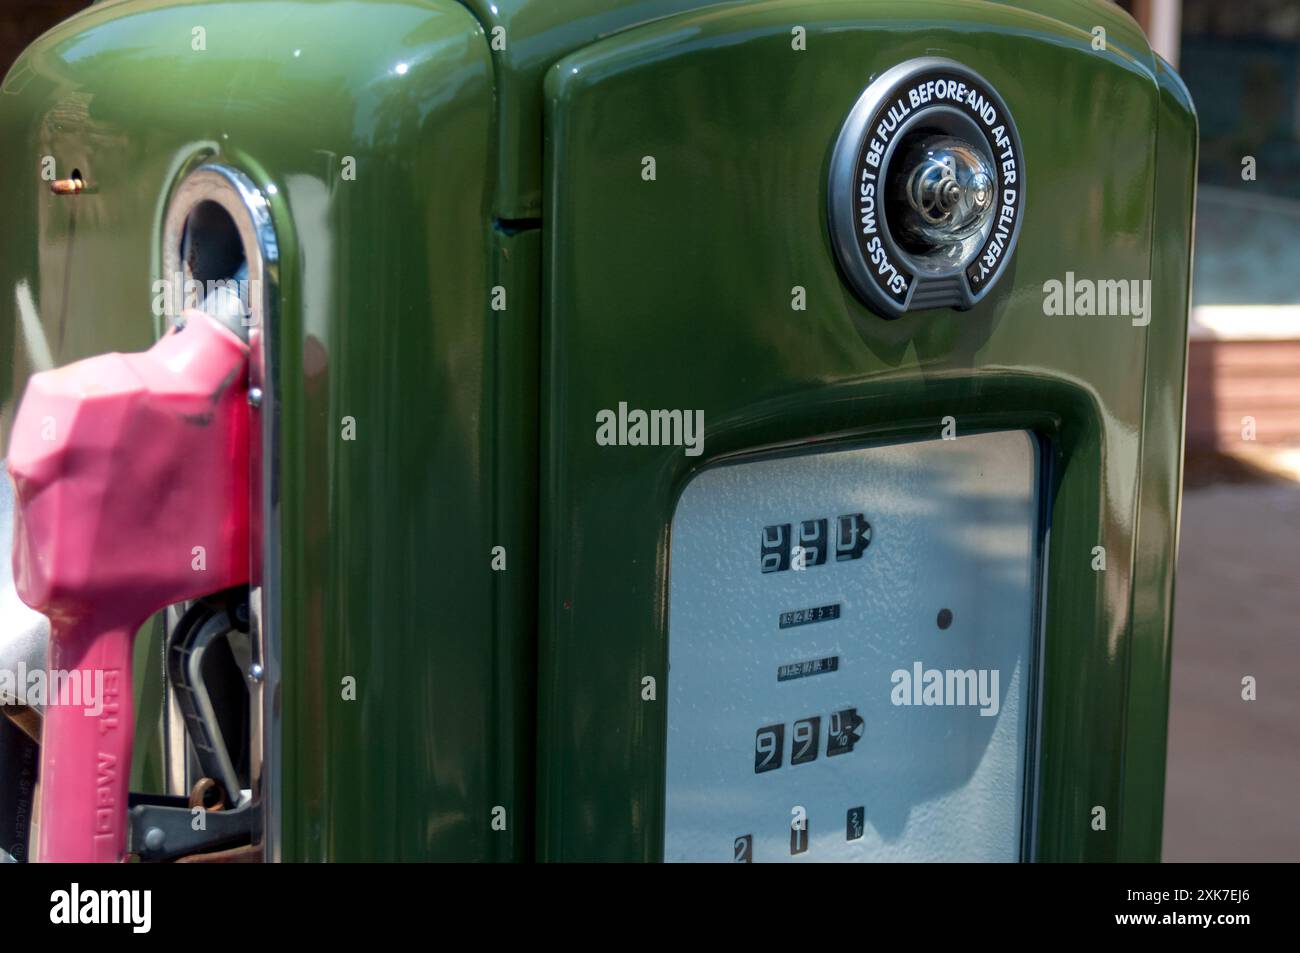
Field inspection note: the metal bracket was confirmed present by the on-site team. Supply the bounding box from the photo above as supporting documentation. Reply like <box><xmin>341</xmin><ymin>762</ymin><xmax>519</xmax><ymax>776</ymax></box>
<box><xmin>127</xmin><ymin>792</ymin><xmax>257</xmax><ymax>862</ymax></box>
<box><xmin>168</xmin><ymin>598</ymin><xmax>248</xmax><ymax>807</ymax></box>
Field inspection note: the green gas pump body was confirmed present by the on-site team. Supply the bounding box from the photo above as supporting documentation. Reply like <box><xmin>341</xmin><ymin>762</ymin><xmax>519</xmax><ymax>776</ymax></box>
<box><xmin>0</xmin><ymin>0</ymin><xmax>1196</xmax><ymax>862</ymax></box>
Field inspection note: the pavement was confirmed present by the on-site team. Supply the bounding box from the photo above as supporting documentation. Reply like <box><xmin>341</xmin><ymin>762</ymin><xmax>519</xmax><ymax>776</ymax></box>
<box><xmin>1162</xmin><ymin>469</ymin><xmax>1300</xmax><ymax>862</ymax></box>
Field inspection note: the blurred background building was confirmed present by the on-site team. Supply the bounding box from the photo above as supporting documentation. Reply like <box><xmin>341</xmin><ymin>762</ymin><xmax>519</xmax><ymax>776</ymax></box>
<box><xmin>1124</xmin><ymin>0</ymin><xmax>1300</xmax><ymax>459</ymax></box>
<box><xmin>1122</xmin><ymin>0</ymin><xmax>1299</xmax><ymax>863</ymax></box>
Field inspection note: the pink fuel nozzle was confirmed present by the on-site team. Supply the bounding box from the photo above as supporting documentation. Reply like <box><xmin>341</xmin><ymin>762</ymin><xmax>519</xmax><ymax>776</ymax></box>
<box><xmin>6</xmin><ymin>310</ymin><xmax>250</xmax><ymax>862</ymax></box>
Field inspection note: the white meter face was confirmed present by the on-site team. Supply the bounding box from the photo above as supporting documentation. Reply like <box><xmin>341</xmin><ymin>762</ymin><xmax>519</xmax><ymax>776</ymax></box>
<box><xmin>664</xmin><ymin>430</ymin><xmax>1042</xmax><ymax>862</ymax></box>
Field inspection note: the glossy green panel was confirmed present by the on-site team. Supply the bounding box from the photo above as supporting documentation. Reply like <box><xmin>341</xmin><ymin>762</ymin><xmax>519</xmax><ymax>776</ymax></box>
<box><xmin>456</xmin><ymin>0</ymin><xmax>1156</xmax><ymax>220</ymax></box>
<box><xmin>0</xmin><ymin>0</ymin><xmax>534</xmax><ymax>861</ymax></box>
<box><xmin>455</xmin><ymin>0</ymin><xmax>724</xmax><ymax>219</ymax></box>
<box><xmin>1116</xmin><ymin>57</ymin><xmax>1197</xmax><ymax>862</ymax></box>
<box><xmin>538</xmin><ymin>0</ymin><xmax>1191</xmax><ymax>860</ymax></box>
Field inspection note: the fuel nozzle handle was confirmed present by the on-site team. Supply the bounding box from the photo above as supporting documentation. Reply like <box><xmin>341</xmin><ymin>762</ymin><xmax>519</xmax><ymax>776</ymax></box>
<box><xmin>6</xmin><ymin>310</ymin><xmax>251</xmax><ymax>862</ymax></box>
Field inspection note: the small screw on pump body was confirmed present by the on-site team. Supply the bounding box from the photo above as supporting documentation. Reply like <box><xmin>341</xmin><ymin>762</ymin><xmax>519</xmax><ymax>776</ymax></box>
<box><xmin>50</xmin><ymin>176</ymin><xmax>87</xmax><ymax>195</ymax></box>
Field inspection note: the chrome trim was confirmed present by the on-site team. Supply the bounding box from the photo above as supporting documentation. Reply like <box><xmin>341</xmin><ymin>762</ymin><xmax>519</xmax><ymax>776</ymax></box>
<box><xmin>162</xmin><ymin>605</ymin><xmax>190</xmax><ymax>797</ymax></box>
<box><xmin>877</xmin><ymin>108</ymin><xmax>994</xmax><ymax>279</ymax></box>
<box><xmin>827</xmin><ymin>57</ymin><xmax>1026</xmax><ymax>318</ymax></box>
<box><xmin>160</xmin><ymin>164</ymin><xmax>282</xmax><ymax>860</ymax></box>
<box><xmin>162</xmin><ymin>166</ymin><xmax>279</xmax><ymax>341</ymax></box>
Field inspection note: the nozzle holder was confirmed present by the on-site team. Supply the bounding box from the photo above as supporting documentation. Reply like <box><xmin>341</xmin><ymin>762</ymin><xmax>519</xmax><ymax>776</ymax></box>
<box><xmin>162</xmin><ymin>165</ymin><xmax>278</xmax><ymax>342</ymax></box>
<box><xmin>160</xmin><ymin>162</ymin><xmax>282</xmax><ymax>862</ymax></box>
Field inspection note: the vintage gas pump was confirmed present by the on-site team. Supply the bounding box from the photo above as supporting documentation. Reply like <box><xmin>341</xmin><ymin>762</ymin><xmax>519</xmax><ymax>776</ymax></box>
<box><xmin>0</xmin><ymin>0</ymin><xmax>1195</xmax><ymax>863</ymax></box>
